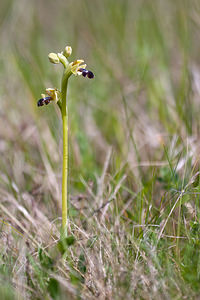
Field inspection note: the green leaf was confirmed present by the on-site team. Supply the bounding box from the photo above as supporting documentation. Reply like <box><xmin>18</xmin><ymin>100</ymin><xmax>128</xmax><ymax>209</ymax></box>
<box><xmin>47</xmin><ymin>278</ymin><xmax>60</xmax><ymax>299</ymax></box>
<box><xmin>78</xmin><ymin>252</ymin><xmax>86</xmax><ymax>275</ymax></box>
<box><xmin>57</xmin><ymin>235</ymin><xmax>76</xmax><ymax>254</ymax></box>
<box><xmin>38</xmin><ymin>248</ymin><xmax>53</xmax><ymax>270</ymax></box>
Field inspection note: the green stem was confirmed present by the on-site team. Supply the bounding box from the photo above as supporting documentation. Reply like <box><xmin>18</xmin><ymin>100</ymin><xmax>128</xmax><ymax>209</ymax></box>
<box><xmin>61</xmin><ymin>71</ymin><xmax>69</xmax><ymax>234</ymax></box>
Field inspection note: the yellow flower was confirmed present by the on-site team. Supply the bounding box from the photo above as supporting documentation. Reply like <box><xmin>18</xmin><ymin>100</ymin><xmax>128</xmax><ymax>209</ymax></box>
<box><xmin>45</xmin><ymin>88</ymin><xmax>60</xmax><ymax>102</ymax></box>
<box><xmin>69</xmin><ymin>60</ymin><xmax>87</xmax><ymax>76</ymax></box>
<box><xmin>37</xmin><ymin>88</ymin><xmax>61</xmax><ymax>107</ymax></box>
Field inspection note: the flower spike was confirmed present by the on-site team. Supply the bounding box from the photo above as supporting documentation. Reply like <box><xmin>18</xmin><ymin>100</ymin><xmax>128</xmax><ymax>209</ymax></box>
<box><xmin>47</xmin><ymin>45</ymin><xmax>94</xmax><ymax>80</ymax></box>
<box><xmin>37</xmin><ymin>45</ymin><xmax>94</xmax><ymax>235</ymax></box>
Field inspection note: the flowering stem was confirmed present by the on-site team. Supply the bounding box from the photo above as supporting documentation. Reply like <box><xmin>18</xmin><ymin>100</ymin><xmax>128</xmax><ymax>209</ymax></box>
<box><xmin>41</xmin><ymin>46</ymin><xmax>94</xmax><ymax>235</ymax></box>
<box><xmin>61</xmin><ymin>71</ymin><xmax>69</xmax><ymax>234</ymax></box>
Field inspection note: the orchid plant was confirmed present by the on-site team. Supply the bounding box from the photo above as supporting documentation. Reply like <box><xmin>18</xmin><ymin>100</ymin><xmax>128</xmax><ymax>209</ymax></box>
<box><xmin>37</xmin><ymin>46</ymin><xmax>94</xmax><ymax>235</ymax></box>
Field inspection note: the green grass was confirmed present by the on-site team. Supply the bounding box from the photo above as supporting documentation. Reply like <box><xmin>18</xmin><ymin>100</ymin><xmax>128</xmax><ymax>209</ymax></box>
<box><xmin>1</xmin><ymin>0</ymin><xmax>200</xmax><ymax>298</ymax></box>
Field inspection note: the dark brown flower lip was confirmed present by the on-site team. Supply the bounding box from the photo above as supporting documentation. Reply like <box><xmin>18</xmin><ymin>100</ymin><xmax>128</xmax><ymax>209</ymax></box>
<box><xmin>37</xmin><ymin>96</ymin><xmax>53</xmax><ymax>107</ymax></box>
<box><xmin>78</xmin><ymin>68</ymin><xmax>94</xmax><ymax>79</ymax></box>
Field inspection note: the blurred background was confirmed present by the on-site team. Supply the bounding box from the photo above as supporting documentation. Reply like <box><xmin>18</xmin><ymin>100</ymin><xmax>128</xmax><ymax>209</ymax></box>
<box><xmin>1</xmin><ymin>0</ymin><xmax>200</xmax><ymax>298</ymax></box>
<box><xmin>2</xmin><ymin>0</ymin><xmax>200</xmax><ymax>191</ymax></box>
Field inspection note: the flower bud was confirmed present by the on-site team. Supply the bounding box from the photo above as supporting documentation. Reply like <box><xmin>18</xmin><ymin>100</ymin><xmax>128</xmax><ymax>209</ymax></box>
<box><xmin>57</xmin><ymin>52</ymin><xmax>68</xmax><ymax>68</ymax></box>
<box><xmin>48</xmin><ymin>53</ymin><xmax>60</xmax><ymax>64</ymax></box>
<box><xmin>63</xmin><ymin>46</ymin><xmax>72</xmax><ymax>58</ymax></box>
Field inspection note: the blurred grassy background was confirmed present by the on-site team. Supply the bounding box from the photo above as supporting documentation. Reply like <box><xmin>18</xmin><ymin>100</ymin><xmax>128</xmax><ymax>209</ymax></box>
<box><xmin>1</xmin><ymin>0</ymin><xmax>200</xmax><ymax>299</ymax></box>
